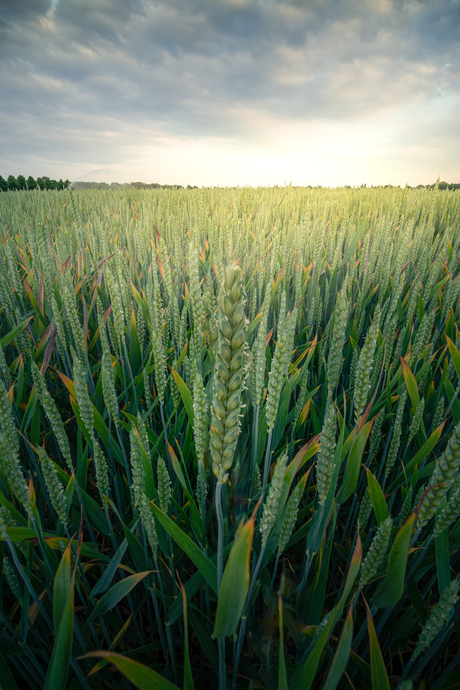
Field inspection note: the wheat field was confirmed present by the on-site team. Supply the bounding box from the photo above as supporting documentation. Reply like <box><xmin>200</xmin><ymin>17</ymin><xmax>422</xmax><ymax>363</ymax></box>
<box><xmin>0</xmin><ymin>183</ymin><xmax>460</xmax><ymax>689</ymax></box>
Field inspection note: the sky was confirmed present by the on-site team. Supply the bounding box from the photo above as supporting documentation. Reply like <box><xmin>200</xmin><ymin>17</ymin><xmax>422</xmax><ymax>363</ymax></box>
<box><xmin>0</xmin><ymin>0</ymin><xmax>459</xmax><ymax>188</ymax></box>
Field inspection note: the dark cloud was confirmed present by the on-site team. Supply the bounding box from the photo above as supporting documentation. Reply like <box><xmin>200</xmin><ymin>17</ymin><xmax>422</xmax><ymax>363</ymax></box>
<box><xmin>0</xmin><ymin>0</ymin><xmax>459</xmax><ymax>179</ymax></box>
<box><xmin>53</xmin><ymin>0</ymin><xmax>145</xmax><ymax>45</ymax></box>
<box><xmin>0</xmin><ymin>0</ymin><xmax>51</xmax><ymax>22</ymax></box>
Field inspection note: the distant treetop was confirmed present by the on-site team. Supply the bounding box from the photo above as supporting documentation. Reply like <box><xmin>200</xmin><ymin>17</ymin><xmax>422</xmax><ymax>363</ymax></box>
<box><xmin>0</xmin><ymin>175</ymin><xmax>70</xmax><ymax>191</ymax></box>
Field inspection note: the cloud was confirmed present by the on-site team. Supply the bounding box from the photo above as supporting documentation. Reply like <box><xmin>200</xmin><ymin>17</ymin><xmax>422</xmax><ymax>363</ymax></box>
<box><xmin>0</xmin><ymin>0</ymin><xmax>51</xmax><ymax>22</ymax></box>
<box><xmin>0</xmin><ymin>0</ymin><xmax>459</xmax><ymax>183</ymax></box>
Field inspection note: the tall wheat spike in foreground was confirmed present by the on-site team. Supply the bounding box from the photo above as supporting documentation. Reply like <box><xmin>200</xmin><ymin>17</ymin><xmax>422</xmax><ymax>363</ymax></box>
<box><xmin>210</xmin><ymin>262</ymin><xmax>245</xmax><ymax>485</ymax></box>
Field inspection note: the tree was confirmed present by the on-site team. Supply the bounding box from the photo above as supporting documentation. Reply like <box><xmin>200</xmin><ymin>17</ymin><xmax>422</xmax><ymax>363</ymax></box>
<box><xmin>27</xmin><ymin>176</ymin><xmax>36</xmax><ymax>190</ymax></box>
<box><xmin>0</xmin><ymin>176</ymin><xmax>8</xmax><ymax>192</ymax></box>
<box><xmin>7</xmin><ymin>175</ymin><xmax>18</xmax><ymax>191</ymax></box>
<box><xmin>16</xmin><ymin>175</ymin><xmax>26</xmax><ymax>190</ymax></box>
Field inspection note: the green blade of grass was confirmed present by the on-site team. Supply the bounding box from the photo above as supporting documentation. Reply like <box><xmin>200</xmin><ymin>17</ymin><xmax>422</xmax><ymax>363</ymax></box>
<box><xmin>44</xmin><ymin>567</ymin><xmax>74</xmax><ymax>690</ymax></box>
<box><xmin>212</xmin><ymin>514</ymin><xmax>254</xmax><ymax>638</ymax></box>
<box><xmin>82</xmin><ymin>652</ymin><xmax>180</xmax><ymax>690</ymax></box>
<box><xmin>365</xmin><ymin>468</ymin><xmax>389</xmax><ymax>525</ymax></box>
<box><xmin>372</xmin><ymin>511</ymin><xmax>417</xmax><ymax>608</ymax></box>
<box><xmin>364</xmin><ymin>597</ymin><xmax>391</xmax><ymax>690</ymax></box>
<box><xmin>150</xmin><ymin>502</ymin><xmax>218</xmax><ymax>593</ymax></box>
<box><xmin>82</xmin><ymin>571</ymin><xmax>151</xmax><ymax>640</ymax></box>
<box><xmin>322</xmin><ymin>604</ymin><xmax>354</xmax><ymax>690</ymax></box>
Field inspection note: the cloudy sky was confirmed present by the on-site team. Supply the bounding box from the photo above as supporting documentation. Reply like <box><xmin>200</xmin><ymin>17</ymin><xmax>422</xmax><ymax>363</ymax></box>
<box><xmin>0</xmin><ymin>0</ymin><xmax>459</xmax><ymax>187</ymax></box>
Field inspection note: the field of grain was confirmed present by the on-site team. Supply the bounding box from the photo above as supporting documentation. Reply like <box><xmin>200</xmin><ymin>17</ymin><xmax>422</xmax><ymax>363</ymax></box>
<box><xmin>0</xmin><ymin>184</ymin><xmax>460</xmax><ymax>689</ymax></box>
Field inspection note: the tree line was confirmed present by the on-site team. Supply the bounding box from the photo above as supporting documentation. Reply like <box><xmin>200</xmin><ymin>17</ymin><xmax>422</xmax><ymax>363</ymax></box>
<box><xmin>1</xmin><ymin>175</ymin><xmax>459</xmax><ymax>192</ymax></box>
<box><xmin>0</xmin><ymin>176</ymin><xmax>199</xmax><ymax>192</ymax></box>
<box><xmin>0</xmin><ymin>175</ymin><xmax>70</xmax><ymax>191</ymax></box>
